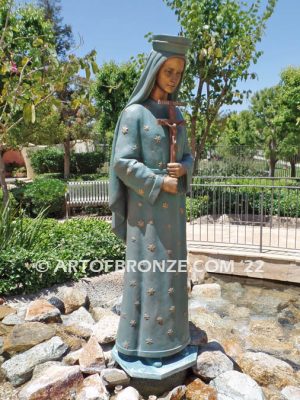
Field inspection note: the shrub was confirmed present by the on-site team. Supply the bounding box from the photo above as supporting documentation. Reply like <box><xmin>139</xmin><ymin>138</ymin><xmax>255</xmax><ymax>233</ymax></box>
<box><xmin>0</xmin><ymin>216</ymin><xmax>125</xmax><ymax>296</ymax></box>
<box><xmin>21</xmin><ymin>178</ymin><xmax>66</xmax><ymax>217</ymax></box>
<box><xmin>30</xmin><ymin>147</ymin><xmax>64</xmax><ymax>174</ymax></box>
<box><xmin>30</xmin><ymin>147</ymin><xmax>106</xmax><ymax>175</ymax></box>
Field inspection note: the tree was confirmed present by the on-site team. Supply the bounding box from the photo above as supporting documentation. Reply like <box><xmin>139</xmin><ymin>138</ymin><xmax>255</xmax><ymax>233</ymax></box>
<box><xmin>277</xmin><ymin>66</ymin><xmax>300</xmax><ymax>177</ymax></box>
<box><xmin>92</xmin><ymin>59</ymin><xmax>143</xmax><ymax>146</ymax></box>
<box><xmin>0</xmin><ymin>0</ymin><xmax>98</xmax><ymax>203</ymax></box>
<box><xmin>37</xmin><ymin>0</ymin><xmax>74</xmax><ymax>60</ymax></box>
<box><xmin>163</xmin><ymin>0</ymin><xmax>277</xmax><ymax>172</ymax></box>
<box><xmin>251</xmin><ymin>86</ymin><xmax>283</xmax><ymax>177</ymax></box>
<box><xmin>216</xmin><ymin>109</ymin><xmax>261</xmax><ymax>158</ymax></box>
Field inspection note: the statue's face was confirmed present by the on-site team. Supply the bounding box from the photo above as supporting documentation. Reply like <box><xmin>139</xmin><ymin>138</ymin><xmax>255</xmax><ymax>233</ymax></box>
<box><xmin>155</xmin><ymin>57</ymin><xmax>185</xmax><ymax>95</ymax></box>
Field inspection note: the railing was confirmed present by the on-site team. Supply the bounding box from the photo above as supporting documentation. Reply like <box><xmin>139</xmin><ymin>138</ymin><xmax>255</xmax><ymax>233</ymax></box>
<box><xmin>189</xmin><ymin>176</ymin><xmax>300</xmax><ymax>253</ymax></box>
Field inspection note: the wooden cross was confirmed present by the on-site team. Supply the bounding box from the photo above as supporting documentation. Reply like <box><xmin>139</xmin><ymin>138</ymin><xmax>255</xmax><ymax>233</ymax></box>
<box><xmin>157</xmin><ymin>100</ymin><xmax>186</xmax><ymax>163</ymax></box>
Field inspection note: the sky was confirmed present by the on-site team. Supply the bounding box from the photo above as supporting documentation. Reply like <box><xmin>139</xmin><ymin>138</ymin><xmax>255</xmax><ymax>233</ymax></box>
<box><xmin>20</xmin><ymin>0</ymin><xmax>300</xmax><ymax>112</ymax></box>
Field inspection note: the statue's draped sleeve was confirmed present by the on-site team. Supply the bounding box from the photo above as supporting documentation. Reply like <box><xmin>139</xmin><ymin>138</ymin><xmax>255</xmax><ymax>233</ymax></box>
<box><xmin>112</xmin><ymin>104</ymin><xmax>164</xmax><ymax>205</ymax></box>
<box><xmin>178</xmin><ymin>110</ymin><xmax>194</xmax><ymax>193</ymax></box>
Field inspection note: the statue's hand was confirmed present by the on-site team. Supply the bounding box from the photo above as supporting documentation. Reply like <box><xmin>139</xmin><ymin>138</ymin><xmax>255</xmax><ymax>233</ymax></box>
<box><xmin>162</xmin><ymin>176</ymin><xmax>178</xmax><ymax>194</ymax></box>
<box><xmin>167</xmin><ymin>162</ymin><xmax>186</xmax><ymax>178</ymax></box>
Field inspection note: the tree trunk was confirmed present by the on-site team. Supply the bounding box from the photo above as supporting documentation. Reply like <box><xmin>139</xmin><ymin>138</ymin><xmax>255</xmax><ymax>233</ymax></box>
<box><xmin>290</xmin><ymin>159</ymin><xmax>296</xmax><ymax>178</ymax></box>
<box><xmin>269</xmin><ymin>157</ymin><xmax>276</xmax><ymax>177</ymax></box>
<box><xmin>64</xmin><ymin>135</ymin><xmax>71</xmax><ymax>179</ymax></box>
<box><xmin>0</xmin><ymin>147</ymin><xmax>9</xmax><ymax>206</ymax></box>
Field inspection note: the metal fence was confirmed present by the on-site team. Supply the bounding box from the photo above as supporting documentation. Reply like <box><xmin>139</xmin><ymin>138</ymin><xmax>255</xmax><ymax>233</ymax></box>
<box><xmin>188</xmin><ymin>176</ymin><xmax>300</xmax><ymax>254</ymax></box>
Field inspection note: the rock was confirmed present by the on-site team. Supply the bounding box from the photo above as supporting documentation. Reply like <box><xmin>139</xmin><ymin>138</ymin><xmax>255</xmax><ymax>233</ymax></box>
<box><xmin>102</xmin><ymin>343</ymin><xmax>116</xmax><ymax>367</ymax></box>
<box><xmin>63</xmin><ymin>348</ymin><xmax>83</xmax><ymax>366</ymax></box>
<box><xmin>62</xmin><ymin>306</ymin><xmax>95</xmax><ymax>331</ymax></box>
<box><xmin>63</xmin><ymin>287</ymin><xmax>89</xmax><ymax>314</ymax></box>
<box><xmin>189</xmin><ymin>322</ymin><xmax>208</xmax><ymax>346</ymax></box>
<box><xmin>1</xmin><ymin>313</ymin><xmax>24</xmax><ymax>325</ymax></box>
<box><xmin>249</xmin><ymin>319</ymin><xmax>284</xmax><ymax>338</ymax></box>
<box><xmin>210</xmin><ymin>370</ymin><xmax>265</xmax><ymax>400</ymax></box>
<box><xmin>76</xmin><ymin>373</ymin><xmax>109</xmax><ymax>400</ymax></box>
<box><xmin>227</xmin><ymin>305</ymin><xmax>251</xmax><ymax>319</ymax></box>
<box><xmin>1</xmin><ymin>336</ymin><xmax>69</xmax><ymax>386</ymax></box>
<box><xmin>238</xmin><ymin>351</ymin><xmax>298</xmax><ymax>389</ymax></box>
<box><xmin>281</xmin><ymin>386</ymin><xmax>300</xmax><ymax>400</ymax></box>
<box><xmin>193</xmin><ymin>350</ymin><xmax>233</xmax><ymax>380</ymax></box>
<box><xmin>25</xmin><ymin>299</ymin><xmax>61</xmax><ymax>323</ymax></box>
<box><xmin>18</xmin><ymin>365</ymin><xmax>83</xmax><ymax>400</ymax></box>
<box><xmin>48</xmin><ymin>296</ymin><xmax>65</xmax><ymax>314</ymax></box>
<box><xmin>116</xmin><ymin>386</ymin><xmax>140</xmax><ymax>400</ymax></box>
<box><xmin>101</xmin><ymin>368</ymin><xmax>130</xmax><ymax>387</ymax></box>
<box><xmin>0</xmin><ymin>305</ymin><xmax>16</xmax><ymax>320</ymax></box>
<box><xmin>3</xmin><ymin>322</ymin><xmax>56</xmax><ymax>354</ymax></box>
<box><xmin>165</xmin><ymin>385</ymin><xmax>186</xmax><ymax>399</ymax></box>
<box><xmin>79</xmin><ymin>335</ymin><xmax>106</xmax><ymax>374</ymax></box>
<box><xmin>191</xmin><ymin>284</ymin><xmax>221</xmax><ymax>298</ymax></box>
<box><xmin>90</xmin><ymin>306</ymin><xmax>116</xmax><ymax>322</ymax></box>
<box><xmin>32</xmin><ymin>361</ymin><xmax>62</xmax><ymax>378</ymax></box>
<box><xmin>278</xmin><ymin>304</ymin><xmax>300</xmax><ymax>326</ymax></box>
<box><xmin>221</xmin><ymin>337</ymin><xmax>244</xmax><ymax>359</ymax></box>
<box><xmin>0</xmin><ymin>322</ymin><xmax>13</xmax><ymax>335</ymax></box>
<box><xmin>0</xmin><ymin>355</ymin><xmax>5</xmax><ymax>384</ymax></box>
<box><xmin>186</xmin><ymin>378</ymin><xmax>217</xmax><ymax>400</ymax></box>
<box><xmin>0</xmin><ymin>298</ymin><xmax>5</xmax><ymax>305</ymax></box>
<box><xmin>55</xmin><ymin>324</ymin><xmax>86</xmax><ymax>352</ymax></box>
<box><xmin>262</xmin><ymin>386</ymin><xmax>286</xmax><ymax>400</ymax></box>
<box><xmin>63</xmin><ymin>324</ymin><xmax>92</xmax><ymax>339</ymax></box>
<box><xmin>0</xmin><ymin>337</ymin><xmax>3</xmax><ymax>355</ymax></box>
<box><xmin>92</xmin><ymin>314</ymin><xmax>120</xmax><ymax>344</ymax></box>
<box><xmin>245</xmin><ymin>334</ymin><xmax>293</xmax><ymax>355</ymax></box>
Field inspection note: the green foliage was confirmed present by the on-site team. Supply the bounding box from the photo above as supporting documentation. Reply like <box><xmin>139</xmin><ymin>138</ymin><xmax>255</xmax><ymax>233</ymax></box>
<box><xmin>30</xmin><ymin>147</ymin><xmax>106</xmax><ymax>175</ymax></box>
<box><xmin>163</xmin><ymin>0</ymin><xmax>277</xmax><ymax>158</ymax></box>
<box><xmin>30</xmin><ymin>147</ymin><xmax>64</xmax><ymax>173</ymax></box>
<box><xmin>186</xmin><ymin>195</ymin><xmax>209</xmax><ymax>221</ymax></box>
<box><xmin>198</xmin><ymin>157</ymin><xmax>268</xmax><ymax>177</ymax></box>
<box><xmin>0</xmin><ymin>215</ymin><xmax>125</xmax><ymax>295</ymax></box>
<box><xmin>92</xmin><ymin>60</ymin><xmax>141</xmax><ymax>143</ymax></box>
<box><xmin>19</xmin><ymin>178</ymin><xmax>66</xmax><ymax>217</ymax></box>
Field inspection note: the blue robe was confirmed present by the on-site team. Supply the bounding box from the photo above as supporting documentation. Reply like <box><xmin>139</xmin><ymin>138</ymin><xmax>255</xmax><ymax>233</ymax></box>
<box><xmin>111</xmin><ymin>98</ymin><xmax>194</xmax><ymax>357</ymax></box>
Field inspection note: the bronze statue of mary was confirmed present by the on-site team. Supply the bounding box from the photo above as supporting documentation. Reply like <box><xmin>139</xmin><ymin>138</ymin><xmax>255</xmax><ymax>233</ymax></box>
<box><xmin>109</xmin><ymin>35</ymin><xmax>194</xmax><ymax>368</ymax></box>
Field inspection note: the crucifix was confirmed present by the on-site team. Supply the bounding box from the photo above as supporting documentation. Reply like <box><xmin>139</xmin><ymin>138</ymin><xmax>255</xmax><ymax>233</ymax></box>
<box><xmin>157</xmin><ymin>100</ymin><xmax>186</xmax><ymax>162</ymax></box>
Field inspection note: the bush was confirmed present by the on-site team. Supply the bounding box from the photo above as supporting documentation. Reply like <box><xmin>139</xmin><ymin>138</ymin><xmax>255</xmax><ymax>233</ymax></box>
<box><xmin>30</xmin><ymin>147</ymin><xmax>106</xmax><ymax>175</ymax></box>
<box><xmin>198</xmin><ymin>157</ymin><xmax>268</xmax><ymax>177</ymax></box>
<box><xmin>0</xmin><ymin>216</ymin><xmax>125</xmax><ymax>296</ymax></box>
<box><xmin>30</xmin><ymin>147</ymin><xmax>64</xmax><ymax>174</ymax></box>
<box><xmin>20</xmin><ymin>178</ymin><xmax>66</xmax><ymax>217</ymax></box>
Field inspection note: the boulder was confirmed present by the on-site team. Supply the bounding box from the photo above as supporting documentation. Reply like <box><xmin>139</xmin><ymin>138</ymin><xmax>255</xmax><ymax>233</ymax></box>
<box><xmin>192</xmin><ymin>284</ymin><xmax>221</xmax><ymax>299</ymax></box>
<box><xmin>0</xmin><ymin>305</ymin><xmax>16</xmax><ymax>320</ymax></box>
<box><xmin>63</xmin><ymin>288</ymin><xmax>89</xmax><ymax>314</ymax></box>
<box><xmin>193</xmin><ymin>350</ymin><xmax>233</xmax><ymax>380</ymax></box>
<box><xmin>186</xmin><ymin>378</ymin><xmax>217</xmax><ymax>400</ymax></box>
<box><xmin>3</xmin><ymin>322</ymin><xmax>56</xmax><ymax>354</ymax></box>
<box><xmin>62</xmin><ymin>307</ymin><xmax>95</xmax><ymax>332</ymax></box>
<box><xmin>281</xmin><ymin>386</ymin><xmax>300</xmax><ymax>400</ymax></box>
<box><xmin>48</xmin><ymin>296</ymin><xmax>65</xmax><ymax>314</ymax></box>
<box><xmin>78</xmin><ymin>335</ymin><xmax>106</xmax><ymax>374</ymax></box>
<box><xmin>25</xmin><ymin>299</ymin><xmax>61</xmax><ymax>323</ymax></box>
<box><xmin>210</xmin><ymin>370</ymin><xmax>265</xmax><ymax>400</ymax></box>
<box><xmin>76</xmin><ymin>373</ymin><xmax>109</xmax><ymax>400</ymax></box>
<box><xmin>1</xmin><ymin>336</ymin><xmax>69</xmax><ymax>386</ymax></box>
<box><xmin>116</xmin><ymin>386</ymin><xmax>140</xmax><ymax>400</ymax></box>
<box><xmin>101</xmin><ymin>368</ymin><xmax>130</xmax><ymax>388</ymax></box>
<box><xmin>238</xmin><ymin>351</ymin><xmax>298</xmax><ymax>389</ymax></box>
<box><xmin>92</xmin><ymin>314</ymin><xmax>120</xmax><ymax>344</ymax></box>
<box><xmin>1</xmin><ymin>313</ymin><xmax>24</xmax><ymax>325</ymax></box>
<box><xmin>18</xmin><ymin>365</ymin><xmax>83</xmax><ymax>400</ymax></box>
<box><xmin>63</xmin><ymin>348</ymin><xmax>83</xmax><ymax>366</ymax></box>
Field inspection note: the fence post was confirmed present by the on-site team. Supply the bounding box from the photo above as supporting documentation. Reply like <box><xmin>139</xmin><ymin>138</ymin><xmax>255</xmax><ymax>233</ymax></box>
<box><xmin>259</xmin><ymin>191</ymin><xmax>264</xmax><ymax>252</ymax></box>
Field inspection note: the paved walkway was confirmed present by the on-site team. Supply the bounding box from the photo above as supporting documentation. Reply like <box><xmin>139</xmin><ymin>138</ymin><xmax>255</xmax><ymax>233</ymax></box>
<box><xmin>187</xmin><ymin>221</ymin><xmax>300</xmax><ymax>258</ymax></box>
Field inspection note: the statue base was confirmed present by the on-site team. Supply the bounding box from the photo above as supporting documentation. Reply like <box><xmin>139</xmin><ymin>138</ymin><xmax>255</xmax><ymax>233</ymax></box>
<box><xmin>111</xmin><ymin>345</ymin><xmax>198</xmax><ymax>380</ymax></box>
